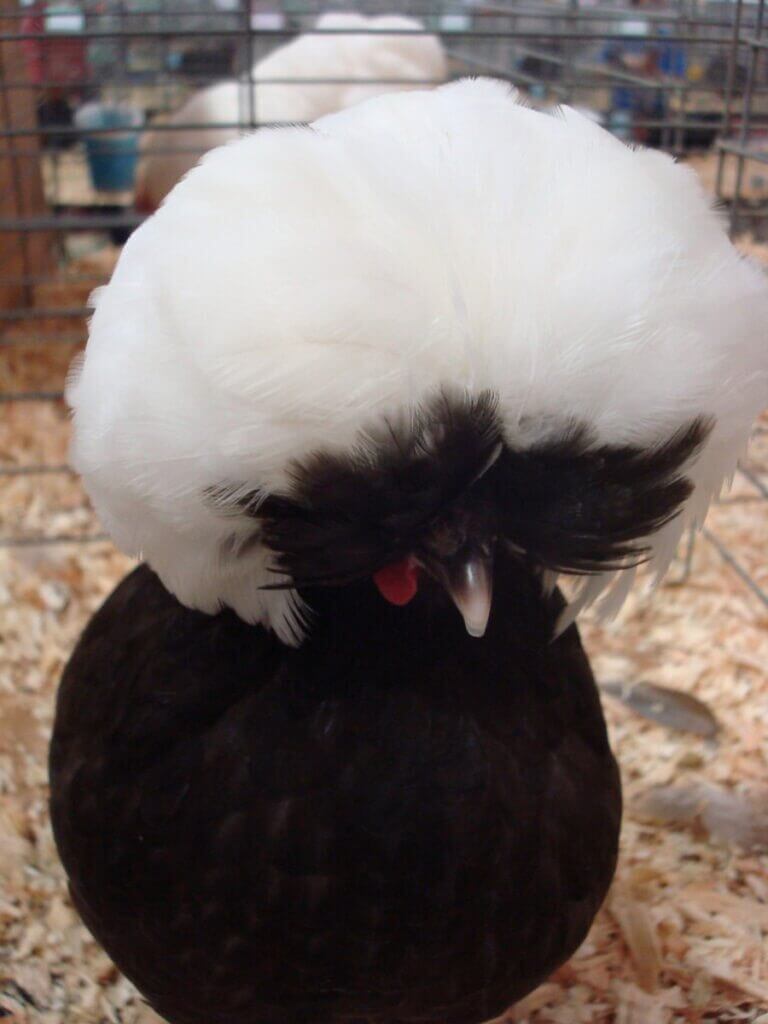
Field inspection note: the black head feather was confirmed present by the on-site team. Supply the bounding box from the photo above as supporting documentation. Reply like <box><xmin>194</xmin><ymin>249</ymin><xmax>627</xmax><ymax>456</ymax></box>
<box><xmin>211</xmin><ymin>390</ymin><xmax>502</xmax><ymax>587</ymax></box>
<box><xmin>494</xmin><ymin>417</ymin><xmax>713</xmax><ymax>575</ymax></box>
<box><xmin>208</xmin><ymin>389</ymin><xmax>712</xmax><ymax>589</ymax></box>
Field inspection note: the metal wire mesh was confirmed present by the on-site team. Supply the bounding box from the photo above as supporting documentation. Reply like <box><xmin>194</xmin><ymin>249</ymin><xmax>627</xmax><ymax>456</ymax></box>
<box><xmin>0</xmin><ymin>0</ymin><xmax>766</xmax><ymax>610</ymax></box>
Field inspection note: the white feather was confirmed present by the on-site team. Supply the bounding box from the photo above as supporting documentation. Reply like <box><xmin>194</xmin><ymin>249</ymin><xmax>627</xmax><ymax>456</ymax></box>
<box><xmin>70</xmin><ymin>79</ymin><xmax>768</xmax><ymax>644</ymax></box>
<box><xmin>134</xmin><ymin>12</ymin><xmax>446</xmax><ymax>209</ymax></box>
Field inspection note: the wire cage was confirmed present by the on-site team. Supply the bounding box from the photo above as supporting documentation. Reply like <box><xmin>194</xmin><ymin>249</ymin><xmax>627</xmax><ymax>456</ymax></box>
<box><xmin>1</xmin><ymin>0</ymin><xmax>766</xmax><ymax>603</ymax></box>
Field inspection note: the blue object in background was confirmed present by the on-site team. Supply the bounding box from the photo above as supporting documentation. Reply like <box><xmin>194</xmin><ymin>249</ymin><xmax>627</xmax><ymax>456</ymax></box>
<box><xmin>609</xmin><ymin>87</ymin><xmax>634</xmax><ymax>140</ymax></box>
<box><xmin>657</xmin><ymin>26</ymin><xmax>687</xmax><ymax>78</ymax></box>
<box><xmin>75</xmin><ymin>103</ymin><xmax>143</xmax><ymax>191</ymax></box>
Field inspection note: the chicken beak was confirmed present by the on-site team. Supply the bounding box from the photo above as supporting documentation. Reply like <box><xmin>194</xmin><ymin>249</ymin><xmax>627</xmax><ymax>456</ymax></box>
<box><xmin>445</xmin><ymin>552</ymin><xmax>494</xmax><ymax>638</ymax></box>
<box><xmin>418</xmin><ymin>544</ymin><xmax>494</xmax><ymax>638</ymax></box>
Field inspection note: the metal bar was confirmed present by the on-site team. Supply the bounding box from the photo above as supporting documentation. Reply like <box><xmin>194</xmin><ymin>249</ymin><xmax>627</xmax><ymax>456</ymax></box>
<box><xmin>453</xmin><ymin>49</ymin><xmax>768</xmax><ymax>94</ymax></box>
<box><xmin>674</xmin><ymin>528</ymin><xmax>698</xmax><ymax>584</ymax></box>
<box><xmin>0</xmin><ymin>115</ymin><xmax>369</xmax><ymax>138</ymax></box>
<box><xmin>11</xmin><ymin>64</ymin><xmax>756</xmax><ymax>88</ymax></box>
<box><xmin>0</xmin><ymin>28</ymin><xmax>289</xmax><ymax>42</ymax></box>
<box><xmin>483</xmin><ymin>41</ymin><xmax>678</xmax><ymax>89</ymax></box>
<box><xmin>3</xmin><ymin>110</ymin><xmax>749</xmax><ymax>155</ymax></box>
<box><xmin>0</xmin><ymin>307</ymin><xmax>90</xmax><ymax>320</ymax></box>
<box><xmin>0</xmin><ymin>533</ymin><xmax>109</xmax><ymax>548</ymax></box>
<box><xmin>0</xmin><ymin>7</ymin><xmax>749</xmax><ymax>28</ymax></box>
<box><xmin>718</xmin><ymin>138</ymin><xmax>768</xmax><ymax>166</ymax></box>
<box><xmin>0</xmin><ymin>214</ymin><xmax>143</xmax><ymax>232</ymax></box>
<box><xmin>475</xmin><ymin>3</ymin><xmax>739</xmax><ymax>27</ymax></box>
<box><xmin>673</xmin><ymin>0</ymin><xmax>691</xmax><ymax>155</ymax></box>
<box><xmin>741</xmin><ymin>34</ymin><xmax>768</xmax><ymax>49</ymax></box>
<box><xmin>0</xmin><ymin>273</ymin><xmax>104</xmax><ymax>287</ymax></box>
<box><xmin>716</xmin><ymin>0</ymin><xmax>746</xmax><ymax>200</ymax></box>
<box><xmin>0</xmin><ymin>5</ymin><xmax>741</xmax><ymax>26</ymax></box>
<box><xmin>561</xmin><ymin>0</ymin><xmax>581</xmax><ymax>105</ymax></box>
<box><xmin>242</xmin><ymin>0</ymin><xmax>255</xmax><ymax>129</ymax></box>
<box><xmin>0</xmin><ymin>335</ymin><xmax>85</xmax><ymax>347</ymax></box>
<box><xmin>738</xmin><ymin>463</ymin><xmax>768</xmax><ymax>500</ymax></box>
<box><xmin>160</xmin><ymin>4</ymin><xmax>171</xmax><ymax>130</ymax></box>
<box><xmin>0</xmin><ymin>464</ymin><xmax>73</xmax><ymax>476</ymax></box>
<box><xmin>0</xmin><ymin>28</ymin><xmax>746</xmax><ymax>44</ymax></box>
<box><xmin>731</xmin><ymin>0</ymin><xmax>766</xmax><ymax>232</ymax></box>
<box><xmin>0</xmin><ymin>392</ymin><xmax>65</xmax><ymax>402</ymax></box>
<box><xmin>0</xmin><ymin>74</ymin><xmax>455</xmax><ymax>93</ymax></box>
<box><xmin>702</xmin><ymin>526</ymin><xmax>768</xmax><ymax>609</ymax></box>
<box><xmin>115</xmin><ymin>0</ymin><xmax>128</xmax><ymax>107</ymax></box>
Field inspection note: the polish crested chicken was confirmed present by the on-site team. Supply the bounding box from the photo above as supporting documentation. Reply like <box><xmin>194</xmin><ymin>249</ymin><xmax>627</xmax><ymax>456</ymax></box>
<box><xmin>52</xmin><ymin>80</ymin><xmax>768</xmax><ymax>1024</ymax></box>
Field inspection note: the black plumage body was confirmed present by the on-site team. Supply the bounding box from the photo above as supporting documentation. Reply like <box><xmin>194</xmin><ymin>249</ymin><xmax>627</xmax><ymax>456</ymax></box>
<box><xmin>50</xmin><ymin>553</ymin><xmax>621</xmax><ymax>1024</ymax></box>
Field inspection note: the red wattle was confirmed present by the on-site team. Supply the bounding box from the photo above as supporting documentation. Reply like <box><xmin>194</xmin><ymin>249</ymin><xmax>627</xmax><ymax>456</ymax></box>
<box><xmin>373</xmin><ymin>557</ymin><xmax>418</xmax><ymax>606</ymax></box>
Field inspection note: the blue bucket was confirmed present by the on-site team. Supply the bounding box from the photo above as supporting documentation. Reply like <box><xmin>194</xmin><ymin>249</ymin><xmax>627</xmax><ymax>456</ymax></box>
<box><xmin>75</xmin><ymin>103</ymin><xmax>143</xmax><ymax>192</ymax></box>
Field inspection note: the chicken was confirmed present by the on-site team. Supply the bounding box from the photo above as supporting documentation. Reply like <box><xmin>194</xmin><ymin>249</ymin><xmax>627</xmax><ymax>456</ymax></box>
<box><xmin>52</xmin><ymin>80</ymin><xmax>768</xmax><ymax>1024</ymax></box>
<box><xmin>134</xmin><ymin>12</ymin><xmax>446</xmax><ymax>212</ymax></box>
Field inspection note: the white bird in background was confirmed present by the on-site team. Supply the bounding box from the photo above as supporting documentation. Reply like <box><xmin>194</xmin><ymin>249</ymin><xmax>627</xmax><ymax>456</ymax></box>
<box><xmin>134</xmin><ymin>12</ymin><xmax>447</xmax><ymax>212</ymax></box>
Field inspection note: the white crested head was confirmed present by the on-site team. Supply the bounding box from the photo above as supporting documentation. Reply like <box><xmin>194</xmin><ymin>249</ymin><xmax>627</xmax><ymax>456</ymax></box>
<box><xmin>70</xmin><ymin>79</ymin><xmax>768</xmax><ymax>644</ymax></box>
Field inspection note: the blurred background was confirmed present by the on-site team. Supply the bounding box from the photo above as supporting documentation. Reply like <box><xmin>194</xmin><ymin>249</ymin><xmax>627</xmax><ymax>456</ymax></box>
<box><xmin>1</xmin><ymin>1</ymin><xmax>767</xmax><ymax>1022</ymax></box>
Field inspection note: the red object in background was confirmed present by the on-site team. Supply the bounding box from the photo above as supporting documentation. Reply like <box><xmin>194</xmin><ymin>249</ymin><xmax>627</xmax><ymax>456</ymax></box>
<box><xmin>21</xmin><ymin>5</ymin><xmax>88</xmax><ymax>88</ymax></box>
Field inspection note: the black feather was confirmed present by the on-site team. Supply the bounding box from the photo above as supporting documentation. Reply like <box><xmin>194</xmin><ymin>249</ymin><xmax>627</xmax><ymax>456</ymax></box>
<box><xmin>51</xmin><ymin>556</ymin><xmax>622</xmax><ymax>1024</ymax></box>
<box><xmin>213</xmin><ymin>389</ymin><xmax>502</xmax><ymax>587</ymax></box>
<box><xmin>496</xmin><ymin>417</ymin><xmax>713</xmax><ymax>575</ymax></box>
<box><xmin>208</xmin><ymin>392</ymin><xmax>712</xmax><ymax>587</ymax></box>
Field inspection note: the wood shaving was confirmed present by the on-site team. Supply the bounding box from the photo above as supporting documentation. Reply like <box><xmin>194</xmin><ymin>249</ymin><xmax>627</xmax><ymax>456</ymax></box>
<box><xmin>599</xmin><ymin>680</ymin><xmax>721</xmax><ymax>738</ymax></box>
<box><xmin>609</xmin><ymin>892</ymin><xmax>663</xmax><ymax>993</ymax></box>
<box><xmin>634</xmin><ymin>781</ymin><xmax>768</xmax><ymax>854</ymax></box>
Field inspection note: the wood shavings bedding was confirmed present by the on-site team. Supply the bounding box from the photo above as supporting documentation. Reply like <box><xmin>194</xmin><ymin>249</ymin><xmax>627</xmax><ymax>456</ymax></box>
<box><xmin>0</xmin><ymin>185</ymin><xmax>766</xmax><ymax>1024</ymax></box>
<box><xmin>1</xmin><ymin>247</ymin><xmax>119</xmax><ymax>398</ymax></box>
